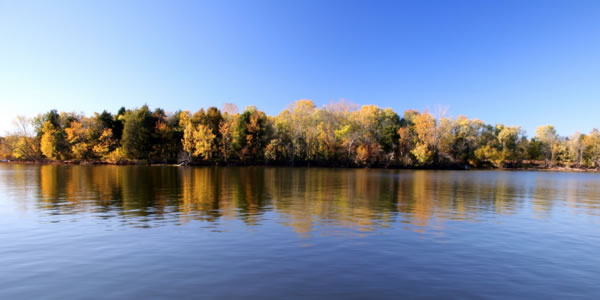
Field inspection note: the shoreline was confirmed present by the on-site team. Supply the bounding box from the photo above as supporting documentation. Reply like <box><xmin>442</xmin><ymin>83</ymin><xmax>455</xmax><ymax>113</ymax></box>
<box><xmin>1</xmin><ymin>160</ymin><xmax>598</xmax><ymax>173</ymax></box>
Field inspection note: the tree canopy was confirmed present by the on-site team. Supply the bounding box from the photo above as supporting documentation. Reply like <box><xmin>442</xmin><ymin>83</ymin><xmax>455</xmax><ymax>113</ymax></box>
<box><xmin>1</xmin><ymin>100</ymin><xmax>599</xmax><ymax>169</ymax></box>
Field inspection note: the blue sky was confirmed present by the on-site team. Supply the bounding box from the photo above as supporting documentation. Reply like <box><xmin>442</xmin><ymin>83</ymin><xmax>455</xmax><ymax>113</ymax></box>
<box><xmin>1</xmin><ymin>0</ymin><xmax>599</xmax><ymax>136</ymax></box>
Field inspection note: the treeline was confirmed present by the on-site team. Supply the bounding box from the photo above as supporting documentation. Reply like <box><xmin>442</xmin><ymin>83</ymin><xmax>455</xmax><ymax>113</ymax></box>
<box><xmin>1</xmin><ymin>100</ymin><xmax>600</xmax><ymax>169</ymax></box>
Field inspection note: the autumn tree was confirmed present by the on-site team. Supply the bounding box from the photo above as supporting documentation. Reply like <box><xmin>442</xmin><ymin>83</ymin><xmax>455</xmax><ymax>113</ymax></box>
<box><xmin>40</xmin><ymin>121</ymin><xmax>59</xmax><ymax>160</ymax></box>
<box><xmin>354</xmin><ymin>105</ymin><xmax>381</xmax><ymax>166</ymax></box>
<box><xmin>92</xmin><ymin>128</ymin><xmax>117</xmax><ymax>159</ymax></box>
<box><xmin>191</xmin><ymin>124</ymin><xmax>216</xmax><ymax>160</ymax></box>
<box><xmin>568</xmin><ymin>132</ymin><xmax>585</xmax><ymax>167</ymax></box>
<box><xmin>219</xmin><ymin>113</ymin><xmax>235</xmax><ymax>163</ymax></box>
<box><xmin>279</xmin><ymin>100</ymin><xmax>319</xmax><ymax>162</ymax></box>
<box><xmin>397</xmin><ymin>110</ymin><xmax>420</xmax><ymax>165</ymax></box>
<box><xmin>411</xmin><ymin>111</ymin><xmax>436</xmax><ymax>165</ymax></box>
<box><xmin>474</xmin><ymin>144</ymin><xmax>503</xmax><ymax>167</ymax></box>
<box><xmin>536</xmin><ymin>125</ymin><xmax>559</xmax><ymax>166</ymax></box>
<box><xmin>583</xmin><ymin>129</ymin><xmax>600</xmax><ymax>168</ymax></box>
<box><xmin>446</xmin><ymin>117</ymin><xmax>485</xmax><ymax>165</ymax></box>
<box><xmin>36</xmin><ymin>110</ymin><xmax>70</xmax><ymax>160</ymax></box>
<box><xmin>335</xmin><ymin>121</ymin><xmax>360</xmax><ymax>164</ymax></box>
<box><xmin>180</xmin><ymin>111</ymin><xmax>217</xmax><ymax>163</ymax></box>
<box><xmin>8</xmin><ymin>103</ymin><xmax>600</xmax><ymax>170</ymax></box>
<box><xmin>4</xmin><ymin>116</ymin><xmax>41</xmax><ymax>160</ymax></box>
<box><xmin>65</xmin><ymin>119</ymin><xmax>93</xmax><ymax>160</ymax></box>
<box><xmin>497</xmin><ymin>125</ymin><xmax>524</xmax><ymax>164</ymax></box>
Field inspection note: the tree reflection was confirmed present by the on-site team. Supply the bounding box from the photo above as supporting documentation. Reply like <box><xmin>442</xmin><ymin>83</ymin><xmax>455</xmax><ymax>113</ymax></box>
<box><xmin>2</xmin><ymin>165</ymin><xmax>594</xmax><ymax>233</ymax></box>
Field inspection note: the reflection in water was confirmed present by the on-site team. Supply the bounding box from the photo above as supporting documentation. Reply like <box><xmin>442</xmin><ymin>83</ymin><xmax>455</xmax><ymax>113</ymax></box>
<box><xmin>3</xmin><ymin>164</ymin><xmax>599</xmax><ymax>234</ymax></box>
<box><xmin>2</xmin><ymin>164</ymin><xmax>600</xmax><ymax>299</ymax></box>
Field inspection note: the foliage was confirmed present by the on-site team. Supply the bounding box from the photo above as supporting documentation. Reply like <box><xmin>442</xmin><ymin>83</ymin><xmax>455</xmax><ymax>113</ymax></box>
<box><xmin>3</xmin><ymin>101</ymin><xmax>600</xmax><ymax>169</ymax></box>
<box><xmin>121</xmin><ymin>105</ymin><xmax>155</xmax><ymax>160</ymax></box>
<box><xmin>412</xmin><ymin>143</ymin><xmax>433</xmax><ymax>165</ymax></box>
<box><xmin>40</xmin><ymin>121</ymin><xmax>59</xmax><ymax>159</ymax></box>
<box><xmin>93</xmin><ymin>129</ymin><xmax>117</xmax><ymax>159</ymax></box>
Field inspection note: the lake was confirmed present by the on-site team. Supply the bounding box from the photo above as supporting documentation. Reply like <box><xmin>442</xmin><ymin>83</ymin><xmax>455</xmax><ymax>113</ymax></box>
<box><xmin>1</xmin><ymin>164</ymin><xmax>599</xmax><ymax>299</ymax></box>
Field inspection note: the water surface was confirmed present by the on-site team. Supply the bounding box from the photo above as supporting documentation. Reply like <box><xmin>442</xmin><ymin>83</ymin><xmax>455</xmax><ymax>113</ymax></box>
<box><xmin>1</xmin><ymin>165</ymin><xmax>599</xmax><ymax>299</ymax></box>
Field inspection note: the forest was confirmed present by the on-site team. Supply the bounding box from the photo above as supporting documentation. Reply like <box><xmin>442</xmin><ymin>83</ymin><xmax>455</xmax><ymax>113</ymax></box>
<box><xmin>1</xmin><ymin>99</ymin><xmax>599</xmax><ymax>169</ymax></box>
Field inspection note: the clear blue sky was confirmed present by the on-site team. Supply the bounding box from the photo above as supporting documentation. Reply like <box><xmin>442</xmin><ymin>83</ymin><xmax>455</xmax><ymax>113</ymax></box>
<box><xmin>1</xmin><ymin>0</ymin><xmax>599</xmax><ymax>136</ymax></box>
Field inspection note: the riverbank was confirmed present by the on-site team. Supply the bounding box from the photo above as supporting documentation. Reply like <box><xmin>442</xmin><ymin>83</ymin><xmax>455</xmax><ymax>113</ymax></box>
<box><xmin>2</xmin><ymin>159</ymin><xmax>599</xmax><ymax>172</ymax></box>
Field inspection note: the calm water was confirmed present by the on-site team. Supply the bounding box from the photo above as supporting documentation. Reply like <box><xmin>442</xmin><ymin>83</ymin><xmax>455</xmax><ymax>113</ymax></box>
<box><xmin>1</xmin><ymin>165</ymin><xmax>599</xmax><ymax>299</ymax></box>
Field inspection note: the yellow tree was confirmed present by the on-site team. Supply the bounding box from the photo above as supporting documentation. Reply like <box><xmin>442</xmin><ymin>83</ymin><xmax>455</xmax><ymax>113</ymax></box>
<box><xmin>219</xmin><ymin>118</ymin><xmax>233</xmax><ymax>162</ymax></box>
<box><xmin>284</xmin><ymin>99</ymin><xmax>319</xmax><ymax>161</ymax></box>
<box><xmin>535</xmin><ymin>125</ymin><xmax>558</xmax><ymax>165</ymax></box>
<box><xmin>497</xmin><ymin>125</ymin><xmax>522</xmax><ymax>163</ymax></box>
<box><xmin>316</xmin><ymin>119</ymin><xmax>337</xmax><ymax>160</ymax></box>
<box><xmin>322</xmin><ymin>100</ymin><xmax>358</xmax><ymax>161</ymax></box>
<box><xmin>335</xmin><ymin>123</ymin><xmax>360</xmax><ymax>163</ymax></box>
<box><xmin>412</xmin><ymin>143</ymin><xmax>433</xmax><ymax>165</ymax></box>
<box><xmin>474</xmin><ymin>144</ymin><xmax>503</xmax><ymax>167</ymax></box>
<box><xmin>397</xmin><ymin>126</ymin><xmax>412</xmax><ymax>162</ymax></box>
<box><xmin>65</xmin><ymin>120</ymin><xmax>91</xmax><ymax>160</ymax></box>
<box><xmin>182</xmin><ymin>122</ymin><xmax>195</xmax><ymax>162</ymax></box>
<box><xmin>354</xmin><ymin>105</ymin><xmax>381</xmax><ymax>166</ymax></box>
<box><xmin>192</xmin><ymin>124</ymin><xmax>216</xmax><ymax>159</ymax></box>
<box><xmin>5</xmin><ymin>116</ymin><xmax>41</xmax><ymax>160</ymax></box>
<box><xmin>411</xmin><ymin>111</ymin><xmax>436</xmax><ymax>164</ymax></box>
<box><xmin>179</xmin><ymin>111</ymin><xmax>194</xmax><ymax>163</ymax></box>
<box><xmin>413</xmin><ymin>111</ymin><xmax>436</xmax><ymax>146</ymax></box>
<box><xmin>271</xmin><ymin>111</ymin><xmax>293</xmax><ymax>162</ymax></box>
<box><xmin>568</xmin><ymin>132</ymin><xmax>584</xmax><ymax>167</ymax></box>
<box><xmin>0</xmin><ymin>137</ymin><xmax>12</xmax><ymax>159</ymax></box>
<box><xmin>264</xmin><ymin>138</ymin><xmax>286</xmax><ymax>161</ymax></box>
<box><xmin>583</xmin><ymin>129</ymin><xmax>600</xmax><ymax>168</ymax></box>
<box><xmin>181</xmin><ymin>119</ymin><xmax>216</xmax><ymax>162</ymax></box>
<box><xmin>40</xmin><ymin>121</ymin><xmax>58</xmax><ymax>159</ymax></box>
<box><xmin>92</xmin><ymin>128</ymin><xmax>116</xmax><ymax>158</ymax></box>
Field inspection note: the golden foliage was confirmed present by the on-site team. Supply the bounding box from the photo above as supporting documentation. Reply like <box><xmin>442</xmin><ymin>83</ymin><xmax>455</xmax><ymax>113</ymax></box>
<box><xmin>40</xmin><ymin>121</ymin><xmax>57</xmax><ymax>159</ymax></box>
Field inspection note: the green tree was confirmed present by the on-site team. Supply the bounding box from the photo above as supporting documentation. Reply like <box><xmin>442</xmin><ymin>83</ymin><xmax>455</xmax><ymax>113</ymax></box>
<box><xmin>233</xmin><ymin>106</ymin><xmax>270</xmax><ymax>162</ymax></box>
<box><xmin>121</xmin><ymin>105</ymin><xmax>156</xmax><ymax>160</ymax></box>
